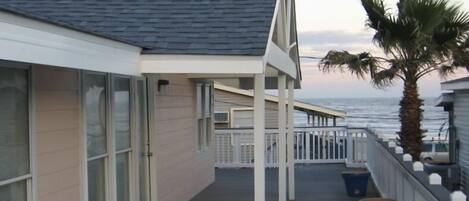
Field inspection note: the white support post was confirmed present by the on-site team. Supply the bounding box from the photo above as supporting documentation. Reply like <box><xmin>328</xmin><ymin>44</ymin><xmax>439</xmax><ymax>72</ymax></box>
<box><xmin>287</xmin><ymin>79</ymin><xmax>295</xmax><ymax>200</ymax></box>
<box><xmin>254</xmin><ymin>73</ymin><xmax>266</xmax><ymax>201</ymax></box>
<box><xmin>278</xmin><ymin>75</ymin><xmax>287</xmax><ymax>201</ymax></box>
<box><xmin>346</xmin><ymin>131</ymin><xmax>353</xmax><ymax>166</ymax></box>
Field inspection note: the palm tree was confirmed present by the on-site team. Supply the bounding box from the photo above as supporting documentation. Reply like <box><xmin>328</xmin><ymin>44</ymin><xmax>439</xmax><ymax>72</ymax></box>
<box><xmin>319</xmin><ymin>0</ymin><xmax>469</xmax><ymax>160</ymax></box>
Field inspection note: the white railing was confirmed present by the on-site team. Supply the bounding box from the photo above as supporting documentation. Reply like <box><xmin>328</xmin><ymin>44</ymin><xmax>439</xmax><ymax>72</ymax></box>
<box><xmin>214</xmin><ymin>127</ymin><xmax>368</xmax><ymax>168</ymax></box>
<box><xmin>367</xmin><ymin>131</ymin><xmax>467</xmax><ymax>201</ymax></box>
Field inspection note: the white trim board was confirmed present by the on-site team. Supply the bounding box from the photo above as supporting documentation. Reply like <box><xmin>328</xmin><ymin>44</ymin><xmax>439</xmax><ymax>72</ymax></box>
<box><xmin>140</xmin><ymin>54</ymin><xmax>264</xmax><ymax>75</ymax></box>
<box><xmin>0</xmin><ymin>11</ymin><xmax>142</xmax><ymax>76</ymax></box>
<box><xmin>264</xmin><ymin>42</ymin><xmax>297</xmax><ymax>78</ymax></box>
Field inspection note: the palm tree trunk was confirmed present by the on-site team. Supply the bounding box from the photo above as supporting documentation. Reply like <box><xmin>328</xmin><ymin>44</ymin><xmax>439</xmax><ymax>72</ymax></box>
<box><xmin>398</xmin><ymin>80</ymin><xmax>424</xmax><ymax>160</ymax></box>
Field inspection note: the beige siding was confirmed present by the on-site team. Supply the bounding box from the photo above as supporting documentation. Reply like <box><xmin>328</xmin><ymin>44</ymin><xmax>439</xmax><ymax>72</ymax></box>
<box><xmin>152</xmin><ymin>75</ymin><xmax>215</xmax><ymax>201</ymax></box>
<box><xmin>34</xmin><ymin>66</ymin><xmax>81</xmax><ymax>201</ymax></box>
<box><xmin>454</xmin><ymin>90</ymin><xmax>469</xmax><ymax>194</ymax></box>
<box><xmin>214</xmin><ymin>89</ymin><xmax>279</xmax><ymax>128</ymax></box>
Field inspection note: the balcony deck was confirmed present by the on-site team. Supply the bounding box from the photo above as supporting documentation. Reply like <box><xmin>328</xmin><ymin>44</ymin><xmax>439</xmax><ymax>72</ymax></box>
<box><xmin>190</xmin><ymin>164</ymin><xmax>380</xmax><ymax>201</ymax></box>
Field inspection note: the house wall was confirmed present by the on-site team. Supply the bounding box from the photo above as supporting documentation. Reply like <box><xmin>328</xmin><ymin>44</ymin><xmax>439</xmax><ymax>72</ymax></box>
<box><xmin>34</xmin><ymin>66</ymin><xmax>81</xmax><ymax>201</ymax></box>
<box><xmin>152</xmin><ymin>74</ymin><xmax>215</xmax><ymax>201</ymax></box>
<box><xmin>214</xmin><ymin>88</ymin><xmax>280</xmax><ymax>128</ymax></box>
<box><xmin>454</xmin><ymin>90</ymin><xmax>469</xmax><ymax>193</ymax></box>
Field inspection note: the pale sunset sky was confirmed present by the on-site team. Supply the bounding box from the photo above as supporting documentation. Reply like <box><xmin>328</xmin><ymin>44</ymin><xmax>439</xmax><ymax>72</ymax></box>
<box><xmin>295</xmin><ymin>0</ymin><xmax>469</xmax><ymax>98</ymax></box>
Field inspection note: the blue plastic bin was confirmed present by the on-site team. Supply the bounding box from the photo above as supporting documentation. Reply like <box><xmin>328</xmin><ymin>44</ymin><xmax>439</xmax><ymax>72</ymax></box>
<box><xmin>342</xmin><ymin>171</ymin><xmax>370</xmax><ymax>197</ymax></box>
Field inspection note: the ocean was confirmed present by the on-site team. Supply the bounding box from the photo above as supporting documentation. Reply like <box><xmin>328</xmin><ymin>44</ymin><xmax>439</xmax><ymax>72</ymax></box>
<box><xmin>296</xmin><ymin>97</ymin><xmax>448</xmax><ymax>137</ymax></box>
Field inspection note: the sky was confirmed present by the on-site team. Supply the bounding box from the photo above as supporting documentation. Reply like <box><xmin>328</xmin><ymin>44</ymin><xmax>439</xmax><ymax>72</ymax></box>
<box><xmin>295</xmin><ymin>0</ymin><xmax>469</xmax><ymax>99</ymax></box>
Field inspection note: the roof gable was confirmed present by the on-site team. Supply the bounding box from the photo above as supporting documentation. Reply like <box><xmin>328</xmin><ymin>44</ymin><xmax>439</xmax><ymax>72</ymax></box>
<box><xmin>0</xmin><ymin>0</ymin><xmax>276</xmax><ymax>56</ymax></box>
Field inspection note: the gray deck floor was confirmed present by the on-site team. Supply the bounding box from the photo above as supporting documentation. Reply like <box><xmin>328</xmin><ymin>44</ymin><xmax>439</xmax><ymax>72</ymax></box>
<box><xmin>190</xmin><ymin>164</ymin><xmax>380</xmax><ymax>201</ymax></box>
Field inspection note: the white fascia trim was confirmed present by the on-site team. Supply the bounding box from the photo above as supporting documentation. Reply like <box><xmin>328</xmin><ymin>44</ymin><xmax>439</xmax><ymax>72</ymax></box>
<box><xmin>0</xmin><ymin>11</ymin><xmax>142</xmax><ymax>76</ymax></box>
<box><xmin>264</xmin><ymin>42</ymin><xmax>297</xmax><ymax>78</ymax></box>
<box><xmin>140</xmin><ymin>54</ymin><xmax>264</xmax><ymax>74</ymax></box>
<box><xmin>441</xmin><ymin>81</ymin><xmax>469</xmax><ymax>91</ymax></box>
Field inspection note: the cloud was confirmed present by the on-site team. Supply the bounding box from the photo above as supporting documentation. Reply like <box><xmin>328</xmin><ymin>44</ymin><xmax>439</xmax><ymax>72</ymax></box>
<box><xmin>297</xmin><ymin>30</ymin><xmax>385</xmax><ymax>57</ymax></box>
<box><xmin>299</xmin><ymin>30</ymin><xmax>373</xmax><ymax>45</ymax></box>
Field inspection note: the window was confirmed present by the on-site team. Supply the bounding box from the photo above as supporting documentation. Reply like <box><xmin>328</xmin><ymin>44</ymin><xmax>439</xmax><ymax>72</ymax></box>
<box><xmin>0</xmin><ymin>67</ymin><xmax>30</xmax><ymax>201</ymax></box>
<box><xmin>84</xmin><ymin>73</ymin><xmax>108</xmax><ymax>201</ymax></box>
<box><xmin>84</xmin><ymin>73</ymin><xmax>138</xmax><ymax>201</ymax></box>
<box><xmin>196</xmin><ymin>83</ymin><xmax>213</xmax><ymax>151</ymax></box>
<box><xmin>113</xmin><ymin>77</ymin><xmax>131</xmax><ymax>201</ymax></box>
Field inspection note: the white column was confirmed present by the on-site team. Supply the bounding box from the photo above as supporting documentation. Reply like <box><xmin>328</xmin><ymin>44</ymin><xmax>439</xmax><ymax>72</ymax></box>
<box><xmin>287</xmin><ymin>79</ymin><xmax>295</xmax><ymax>200</ymax></box>
<box><xmin>254</xmin><ymin>73</ymin><xmax>266</xmax><ymax>201</ymax></box>
<box><xmin>278</xmin><ymin>75</ymin><xmax>287</xmax><ymax>201</ymax></box>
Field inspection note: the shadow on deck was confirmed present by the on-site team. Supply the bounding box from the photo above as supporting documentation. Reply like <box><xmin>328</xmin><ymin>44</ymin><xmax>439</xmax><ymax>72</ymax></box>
<box><xmin>190</xmin><ymin>164</ymin><xmax>380</xmax><ymax>201</ymax></box>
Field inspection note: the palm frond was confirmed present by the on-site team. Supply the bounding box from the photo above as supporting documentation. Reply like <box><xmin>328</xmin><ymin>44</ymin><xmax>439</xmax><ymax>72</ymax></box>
<box><xmin>319</xmin><ymin>51</ymin><xmax>376</xmax><ymax>79</ymax></box>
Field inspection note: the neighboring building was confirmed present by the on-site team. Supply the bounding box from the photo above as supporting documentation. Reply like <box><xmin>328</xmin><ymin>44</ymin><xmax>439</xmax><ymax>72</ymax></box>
<box><xmin>214</xmin><ymin>83</ymin><xmax>346</xmax><ymax>128</ymax></box>
<box><xmin>0</xmin><ymin>1</ymin><xmax>300</xmax><ymax>201</ymax></box>
<box><xmin>438</xmin><ymin>76</ymin><xmax>469</xmax><ymax>194</ymax></box>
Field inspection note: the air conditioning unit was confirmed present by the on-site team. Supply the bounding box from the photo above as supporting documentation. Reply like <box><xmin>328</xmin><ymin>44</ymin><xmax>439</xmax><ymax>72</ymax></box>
<box><xmin>214</xmin><ymin>111</ymin><xmax>229</xmax><ymax>123</ymax></box>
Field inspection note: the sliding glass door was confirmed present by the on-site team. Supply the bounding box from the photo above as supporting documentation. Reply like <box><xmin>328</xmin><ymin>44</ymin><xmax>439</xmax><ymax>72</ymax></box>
<box><xmin>0</xmin><ymin>67</ymin><xmax>30</xmax><ymax>201</ymax></box>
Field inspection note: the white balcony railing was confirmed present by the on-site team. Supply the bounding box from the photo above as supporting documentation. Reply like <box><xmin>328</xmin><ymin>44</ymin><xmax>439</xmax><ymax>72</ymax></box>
<box><xmin>214</xmin><ymin>127</ymin><xmax>368</xmax><ymax>168</ymax></box>
<box><xmin>367</xmin><ymin>130</ymin><xmax>467</xmax><ymax>201</ymax></box>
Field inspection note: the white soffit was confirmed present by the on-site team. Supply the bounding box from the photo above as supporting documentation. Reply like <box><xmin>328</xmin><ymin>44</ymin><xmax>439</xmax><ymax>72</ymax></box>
<box><xmin>140</xmin><ymin>54</ymin><xmax>264</xmax><ymax>75</ymax></box>
<box><xmin>0</xmin><ymin>11</ymin><xmax>142</xmax><ymax>76</ymax></box>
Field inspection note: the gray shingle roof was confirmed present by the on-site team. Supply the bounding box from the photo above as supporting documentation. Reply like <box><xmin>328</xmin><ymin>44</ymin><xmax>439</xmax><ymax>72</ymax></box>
<box><xmin>0</xmin><ymin>0</ymin><xmax>276</xmax><ymax>56</ymax></box>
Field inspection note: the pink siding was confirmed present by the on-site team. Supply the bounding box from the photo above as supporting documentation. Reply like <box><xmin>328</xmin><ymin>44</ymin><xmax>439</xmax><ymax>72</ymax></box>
<box><xmin>34</xmin><ymin>66</ymin><xmax>81</xmax><ymax>201</ymax></box>
<box><xmin>152</xmin><ymin>75</ymin><xmax>215</xmax><ymax>201</ymax></box>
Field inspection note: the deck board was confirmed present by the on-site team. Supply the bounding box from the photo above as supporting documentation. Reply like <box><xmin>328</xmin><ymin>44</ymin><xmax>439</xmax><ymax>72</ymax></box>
<box><xmin>190</xmin><ymin>164</ymin><xmax>380</xmax><ymax>201</ymax></box>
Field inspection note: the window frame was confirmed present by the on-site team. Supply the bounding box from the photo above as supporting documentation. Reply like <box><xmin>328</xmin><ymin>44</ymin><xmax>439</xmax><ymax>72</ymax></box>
<box><xmin>81</xmin><ymin>70</ymin><xmax>111</xmax><ymax>201</ymax></box>
<box><xmin>195</xmin><ymin>82</ymin><xmax>213</xmax><ymax>152</ymax></box>
<box><xmin>0</xmin><ymin>63</ymin><xmax>36</xmax><ymax>201</ymax></box>
<box><xmin>111</xmin><ymin>75</ymin><xmax>133</xmax><ymax>201</ymax></box>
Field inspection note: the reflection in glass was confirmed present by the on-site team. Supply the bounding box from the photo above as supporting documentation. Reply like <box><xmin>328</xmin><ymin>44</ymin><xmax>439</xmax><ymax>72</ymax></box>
<box><xmin>88</xmin><ymin>159</ymin><xmax>106</xmax><ymax>201</ymax></box>
<box><xmin>116</xmin><ymin>154</ymin><xmax>130</xmax><ymax>201</ymax></box>
<box><xmin>114</xmin><ymin>77</ymin><xmax>131</xmax><ymax>151</ymax></box>
<box><xmin>0</xmin><ymin>68</ymin><xmax>29</xmax><ymax>181</ymax></box>
<box><xmin>85</xmin><ymin>74</ymin><xmax>107</xmax><ymax>157</ymax></box>
<box><xmin>0</xmin><ymin>180</ymin><xmax>27</xmax><ymax>201</ymax></box>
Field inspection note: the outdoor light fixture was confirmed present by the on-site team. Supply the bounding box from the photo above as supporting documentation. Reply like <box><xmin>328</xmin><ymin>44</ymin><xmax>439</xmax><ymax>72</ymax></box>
<box><xmin>158</xmin><ymin>79</ymin><xmax>170</xmax><ymax>91</ymax></box>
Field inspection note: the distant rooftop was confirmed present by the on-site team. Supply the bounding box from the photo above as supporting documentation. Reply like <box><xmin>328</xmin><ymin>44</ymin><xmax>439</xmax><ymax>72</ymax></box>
<box><xmin>0</xmin><ymin>0</ymin><xmax>276</xmax><ymax>55</ymax></box>
<box><xmin>214</xmin><ymin>83</ymin><xmax>347</xmax><ymax>118</ymax></box>
<box><xmin>441</xmin><ymin>76</ymin><xmax>469</xmax><ymax>91</ymax></box>
<box><xmin>441</xmin><ymin>76</ymin><xmax>469</xmax><ymax>84</ymax></box>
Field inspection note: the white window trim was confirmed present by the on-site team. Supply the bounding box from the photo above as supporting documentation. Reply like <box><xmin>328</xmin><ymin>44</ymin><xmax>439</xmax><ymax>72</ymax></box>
<box><xmin>195</xmin><ymin>82</ymin><xmax>214</xmax><ymax>152</ymax></box>
<box><xmin>0</xmin><ymin>63</ymin><xmax>36</xmax><ymax>201</ymax></box>
<box><xmin>229</xmin><ymin>107</ymin><xmax>254</xmax><ymax>128</ymax></box>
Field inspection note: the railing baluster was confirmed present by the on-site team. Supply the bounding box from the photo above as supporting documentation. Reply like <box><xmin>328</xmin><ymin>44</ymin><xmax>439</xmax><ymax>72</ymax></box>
<box><xmin>322</xmin><ymin>132</ymin><xmax>326</xmax><ymax>160</ymax></box>
<box><xmin>296</xmin><ymin>133</ymin><xmax>300</xmax><ymax>160</ymax></box>
<box><xmin>331</xmin><ymin>131</ymin><xmax>337</xmax><ymax>160</ymax></box>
